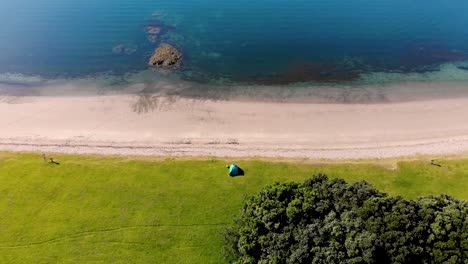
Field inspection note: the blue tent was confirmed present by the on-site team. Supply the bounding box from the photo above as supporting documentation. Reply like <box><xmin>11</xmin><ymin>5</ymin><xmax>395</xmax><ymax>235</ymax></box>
<box><xmin>228</xmin><ymin>164</ymin><xmax>239</xmax><ymax>176</ymax></box>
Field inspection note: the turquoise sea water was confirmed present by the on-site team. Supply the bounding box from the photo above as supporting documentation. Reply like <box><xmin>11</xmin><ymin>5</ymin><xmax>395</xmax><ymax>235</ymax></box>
<box><xmin>1</xmin><ymin>0</ymin><xmax>468</xmax><ymax>99</ymax></box>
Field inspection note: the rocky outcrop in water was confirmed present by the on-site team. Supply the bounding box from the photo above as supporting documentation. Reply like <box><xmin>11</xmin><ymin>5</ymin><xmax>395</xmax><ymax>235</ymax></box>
<box><xmin>148</xmin><ymin>43</ymin><xmax>182</xmax><ymax>68</ymax></box>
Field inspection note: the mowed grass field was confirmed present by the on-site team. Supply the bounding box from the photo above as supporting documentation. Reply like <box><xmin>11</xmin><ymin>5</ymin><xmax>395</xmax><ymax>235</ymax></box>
<box><xmin>0</xmin><ymin>152</ymin><xmax>468</xmax><ymax>263</ymax></box>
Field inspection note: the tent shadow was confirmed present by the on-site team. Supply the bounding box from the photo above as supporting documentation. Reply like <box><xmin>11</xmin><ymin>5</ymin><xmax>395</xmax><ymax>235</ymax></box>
<box><xmin>230</xmin><ymin>167</ymin><xmax>245</xmax><ymax>177</ymax></box>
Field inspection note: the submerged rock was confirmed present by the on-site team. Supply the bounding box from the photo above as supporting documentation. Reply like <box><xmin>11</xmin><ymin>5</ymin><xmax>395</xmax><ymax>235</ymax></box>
<box><xmin>124</xmin><ymin>46</ymin><xmax>137</xmax><ymax>55</ymax></box>
<box><xmin>112</xmin><ymin>44</ymin><xmax>125</xmax><ymax>54</ymax></box>
<box><xmin>112</xmin><ymin>44</ymin><xmax>137</xmax><ymax>55</ymax></box>
<box><xmin>151</xmin><ymin>11</ymin><xmax>167</xmax><ymax>18</ymax></box>
<box><xmin>148</xmin><ymin>43</ymin><xmax>182</xmax><ymax>68</ymax></box>
<box><xmin>147</xmin><ymin>35</ymin><xmax>158</xmax><ymax>43</ymax></box>
<box><xmin>201</xmin><ymin>51</ymin><xmax>222</xmax><ymax>59</ymax></box>
<box><xmin>145</xmin><ymin>25</ymin><xmax>162</xmax><ymax>35</ymax></box>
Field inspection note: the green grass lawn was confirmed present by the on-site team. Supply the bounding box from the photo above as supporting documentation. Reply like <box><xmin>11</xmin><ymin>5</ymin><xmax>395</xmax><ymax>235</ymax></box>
<box><xmin>0</xmin><ymin>152</ymin><xmax>467</xmax><ymax>263</ymax></box>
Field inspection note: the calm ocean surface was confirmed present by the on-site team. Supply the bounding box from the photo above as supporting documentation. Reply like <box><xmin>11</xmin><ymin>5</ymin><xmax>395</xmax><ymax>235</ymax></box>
<box><xmin>1</xmin><ymin>0</ymin><xmax>468</xmax><ymax>98</ymax></box>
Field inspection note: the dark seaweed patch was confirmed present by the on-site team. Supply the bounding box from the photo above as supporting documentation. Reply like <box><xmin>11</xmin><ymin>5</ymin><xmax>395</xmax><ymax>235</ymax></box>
<box><xmin>400</xmin><ymin>43</ymin><xmax>468</xmax><ymax>70</ymax></box>
<box><xmin>238</xmin><ymin>60</ymin><xmax>362</xmax><ymax>85</ymax></box>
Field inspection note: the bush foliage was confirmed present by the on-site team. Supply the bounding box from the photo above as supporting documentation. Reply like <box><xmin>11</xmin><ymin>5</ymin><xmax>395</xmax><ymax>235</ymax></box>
<box><xmin>224</xmin><ymin>174</ymin><xmax>468</xmax><ymax>264</ymax></box>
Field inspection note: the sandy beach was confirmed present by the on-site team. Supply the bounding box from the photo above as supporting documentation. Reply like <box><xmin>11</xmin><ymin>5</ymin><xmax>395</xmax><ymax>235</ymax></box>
<box><xmin>1</xmin><ymin>94</ymin><xmax>468</xmax><ymax>159</ymax></box>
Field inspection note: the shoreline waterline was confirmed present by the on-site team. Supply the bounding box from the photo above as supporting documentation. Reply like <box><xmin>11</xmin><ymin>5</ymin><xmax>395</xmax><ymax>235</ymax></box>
<box><xmin>1</xmin><ymin>68</ymin><xmax>468</xmax><ymax>104</ymax></box>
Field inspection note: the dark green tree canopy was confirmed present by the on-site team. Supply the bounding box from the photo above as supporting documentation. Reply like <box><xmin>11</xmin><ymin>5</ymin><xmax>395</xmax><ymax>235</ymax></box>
<box><xmin>224</xmin><ymin>175</ymin><xmax>468</xmax><ymax>264</ymax></box>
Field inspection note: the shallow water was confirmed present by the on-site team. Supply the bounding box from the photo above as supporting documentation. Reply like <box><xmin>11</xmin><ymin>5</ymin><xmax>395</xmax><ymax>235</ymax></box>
<box><xmin>1</xmin><ymin>0</ymin><xmax>468</xmax><ymax>98</ymax></box>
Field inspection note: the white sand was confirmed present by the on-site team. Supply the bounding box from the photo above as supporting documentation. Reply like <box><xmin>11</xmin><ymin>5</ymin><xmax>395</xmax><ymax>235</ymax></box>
<box><xmin>1</xmin><ymin>95</ymin><xmax>468</xmax><ymax>159</ymax></box>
